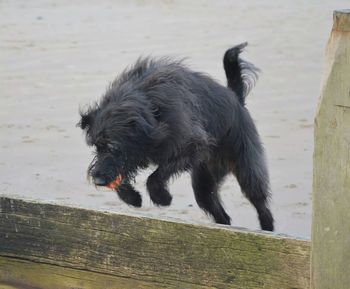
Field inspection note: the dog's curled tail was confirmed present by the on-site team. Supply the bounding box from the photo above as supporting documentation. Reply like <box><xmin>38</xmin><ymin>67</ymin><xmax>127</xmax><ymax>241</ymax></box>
<box><xmin>223</xmin><ymin>42</ymin><xmax>260</xmax><ymax>106</ymax></box>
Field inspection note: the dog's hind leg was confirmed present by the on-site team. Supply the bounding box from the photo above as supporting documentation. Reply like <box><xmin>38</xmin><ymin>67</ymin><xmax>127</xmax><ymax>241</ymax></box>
<box><xmin>191</xmin><ymin>163</ymin><xmax>231</xmax><ymax>225</ymax></box>
<box><xmin>233</xmin><ymin>162</ymin><xmax>274</xmax><ymax>231</ymax></box>
<box><xmin>229</xmin><ymin>119</ymin><xmax>274</xmax><ymax>231</ymax></box>
<box><xmin>146</xmin><ymin>167</ymin><xmax>173</xmax><ymax>206</ymax></box>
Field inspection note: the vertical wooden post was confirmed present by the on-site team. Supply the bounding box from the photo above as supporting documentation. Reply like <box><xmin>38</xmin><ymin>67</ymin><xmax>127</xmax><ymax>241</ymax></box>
<box><xmin>312</xmin><ymin>9</ymin><xmax>350</xmax><ymax>289</ymax></box>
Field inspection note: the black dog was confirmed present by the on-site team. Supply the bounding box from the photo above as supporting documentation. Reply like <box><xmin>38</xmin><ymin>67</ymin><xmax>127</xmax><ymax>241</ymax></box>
<box><xmin>78</xmin><ymin>43</ymin><xmax>274</xmax><ymax>231</ymax></box>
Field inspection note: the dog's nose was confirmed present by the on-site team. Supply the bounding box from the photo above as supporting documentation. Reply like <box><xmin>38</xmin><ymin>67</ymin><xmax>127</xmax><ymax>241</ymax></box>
<box><xmin>93</xmin><ymin>176</ymin><xmax>108</xmax><ymax>186</ymax></box>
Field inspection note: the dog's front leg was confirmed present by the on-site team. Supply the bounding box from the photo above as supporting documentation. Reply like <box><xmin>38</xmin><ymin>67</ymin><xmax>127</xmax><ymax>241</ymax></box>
<box><xmin>146</xmin><ymin>167</ymin><xmax>173</xmax><ymax>206</ymax></box>
<box><xmin>116</xmin><ymin>183</ymin><xmax>142</xmax><ymax>207</ymax></box>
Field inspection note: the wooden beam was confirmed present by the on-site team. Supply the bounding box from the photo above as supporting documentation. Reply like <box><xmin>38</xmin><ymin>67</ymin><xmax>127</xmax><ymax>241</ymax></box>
<box><xmin>0</xmin><ymin>256</ymin><xmax>164</xmax><ymax>289</ymax></box>
<box><xmin>312</xmin><ymin>9</ymin><xmax>350</xmax><ymax>289</ymax></box>
<box><xmin>0</xmin><ymin>197</ymin><xmax>310</xmax><ymax>289</ymax></box>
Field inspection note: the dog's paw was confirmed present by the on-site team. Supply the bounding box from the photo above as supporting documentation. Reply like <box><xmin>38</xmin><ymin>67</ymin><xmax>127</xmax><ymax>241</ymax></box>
<box><xmin>126</xmin><ymin>192</ymin><xmax>142</xmax><ymax>208</ymax></box>
<box><xmin>146</xmin><ymin>177</ymin><xmax>173</xmax><ymax>206</ymax></box>
<box><xmin>116</xmin><ymin>185</ymin><xmax>142</xmax><ymax>207</ymax></box>
<box><xmin>258</xmin><ymin>208</ymin><xmax>274</xmax><ymax>231</ymax></box>
<box><xmin>150</xmin><ymin>189</ymin><xmax>173</xmax><ymax>206</ymax></box>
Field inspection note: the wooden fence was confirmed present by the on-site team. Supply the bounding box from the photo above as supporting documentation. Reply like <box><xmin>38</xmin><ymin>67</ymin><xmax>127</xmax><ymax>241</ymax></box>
<box><xmin>0</xmin><ymin>9</ymin><xmax>349</xmax><ymax>289</ymax></box>
<box><xmin>311</xmin><ymin>9</ymin><xmax>350</xmax><ymax>289</ymax></box>
<box><xmin>0</xmin><ymin>197</ymin><xmax>310</xmax><ymax>289</ymax></box>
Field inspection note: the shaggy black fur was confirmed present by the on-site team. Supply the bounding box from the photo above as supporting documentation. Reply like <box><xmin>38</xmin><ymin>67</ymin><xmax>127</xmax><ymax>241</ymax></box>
<box><xmin>78</xmin><ymin>42</ymin><xmax>274</xmax><ymax>231</ymax></box>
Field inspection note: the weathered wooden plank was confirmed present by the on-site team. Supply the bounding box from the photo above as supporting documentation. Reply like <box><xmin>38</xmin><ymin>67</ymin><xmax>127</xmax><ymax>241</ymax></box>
<box><xmin>0</xmin><ymin>197</ymin><xmax>310</xmax><ymax>289</ymax></box>
<box><xmin>312</xmin><ymin>9</ymin><xmax>350</xmax><ymax>289</ymax></box>
<box><xmin>0</xmin><ymin>256</ymin><xmax>179</xmax><ymax>289</ymax></box>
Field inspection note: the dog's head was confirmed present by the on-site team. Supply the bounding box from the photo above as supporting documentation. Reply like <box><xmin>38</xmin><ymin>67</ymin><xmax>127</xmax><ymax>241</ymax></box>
<box><xmin>78</xmin><ymin>96</ymin><xmax>167</xmax><ymax>188</ymax></box>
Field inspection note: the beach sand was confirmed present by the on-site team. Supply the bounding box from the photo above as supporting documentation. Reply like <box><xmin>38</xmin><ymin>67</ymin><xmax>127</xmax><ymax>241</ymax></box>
<box><xmin>1</xmin><ymin>0</ymin><xmax>348</xmax><ymax>237</ymax></box>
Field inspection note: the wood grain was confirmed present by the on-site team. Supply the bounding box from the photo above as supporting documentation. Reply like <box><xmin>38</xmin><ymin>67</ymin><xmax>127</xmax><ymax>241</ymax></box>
<box><xmin>0</xmin><ymin>197</ymin><xmax>310</xmax><ymax>289</ymax></box>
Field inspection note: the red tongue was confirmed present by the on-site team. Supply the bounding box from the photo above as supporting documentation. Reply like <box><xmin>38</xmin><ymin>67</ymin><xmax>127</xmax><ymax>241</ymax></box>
<box><xmin>106</xmin><ymin>175</ymin><xmax>122</xmax><ymax>190</ymax></box>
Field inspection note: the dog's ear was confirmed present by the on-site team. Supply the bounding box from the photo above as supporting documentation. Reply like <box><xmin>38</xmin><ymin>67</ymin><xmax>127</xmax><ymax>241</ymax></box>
<box><xmin>77</xmin><ymin>109</ymin><xmax>95</xmax><ymax>130</ymax></box>
<box><xmin>136</xmin><ymin>116</ymin><xmax>154</xmax><ymax>137</ymax></box>
<box><xmin>147</xmin><ymin>104</ymin><xmax>169</xmax><ymax>143</ymax></box>
<box><xmin>77</xmin><ymin>113</ymin><xmax>91</xmax><ymax>130</ymax></box>
<box><xmin>135</xmin><ymin>114</ymin><xmax>169</xmax><ymax>144</ymax></box>
<box><xmin>150</xmin><ymin>121</ymin><xmax>169</xmax><ymax>144</ymax></box>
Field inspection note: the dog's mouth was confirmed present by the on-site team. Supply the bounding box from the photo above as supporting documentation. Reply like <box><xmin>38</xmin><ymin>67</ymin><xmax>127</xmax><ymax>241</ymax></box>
<box><xmin>105</xmin><ymin>174</ymin><xmax>123</xmax><ymax>190</ymax></box>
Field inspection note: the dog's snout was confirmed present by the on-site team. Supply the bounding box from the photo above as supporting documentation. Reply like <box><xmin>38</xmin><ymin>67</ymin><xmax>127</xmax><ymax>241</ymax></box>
<box><xmin>93</xmin><ymin>176</ymin><xmax>108</xmax><ymax>186</ymax></box>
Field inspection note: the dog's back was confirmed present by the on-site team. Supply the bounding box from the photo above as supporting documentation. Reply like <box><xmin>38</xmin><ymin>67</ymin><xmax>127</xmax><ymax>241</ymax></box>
<box><xmin>107</xmin><ymin>53</ymin><xmax>253</xmax><ymax>141</ymax></box>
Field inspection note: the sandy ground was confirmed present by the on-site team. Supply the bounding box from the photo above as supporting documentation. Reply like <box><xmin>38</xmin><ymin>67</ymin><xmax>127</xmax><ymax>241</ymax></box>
<box><xmin>1</xmin><ymin>0</ymin><xmax>348</xmax><ymax>238</ymax></box>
